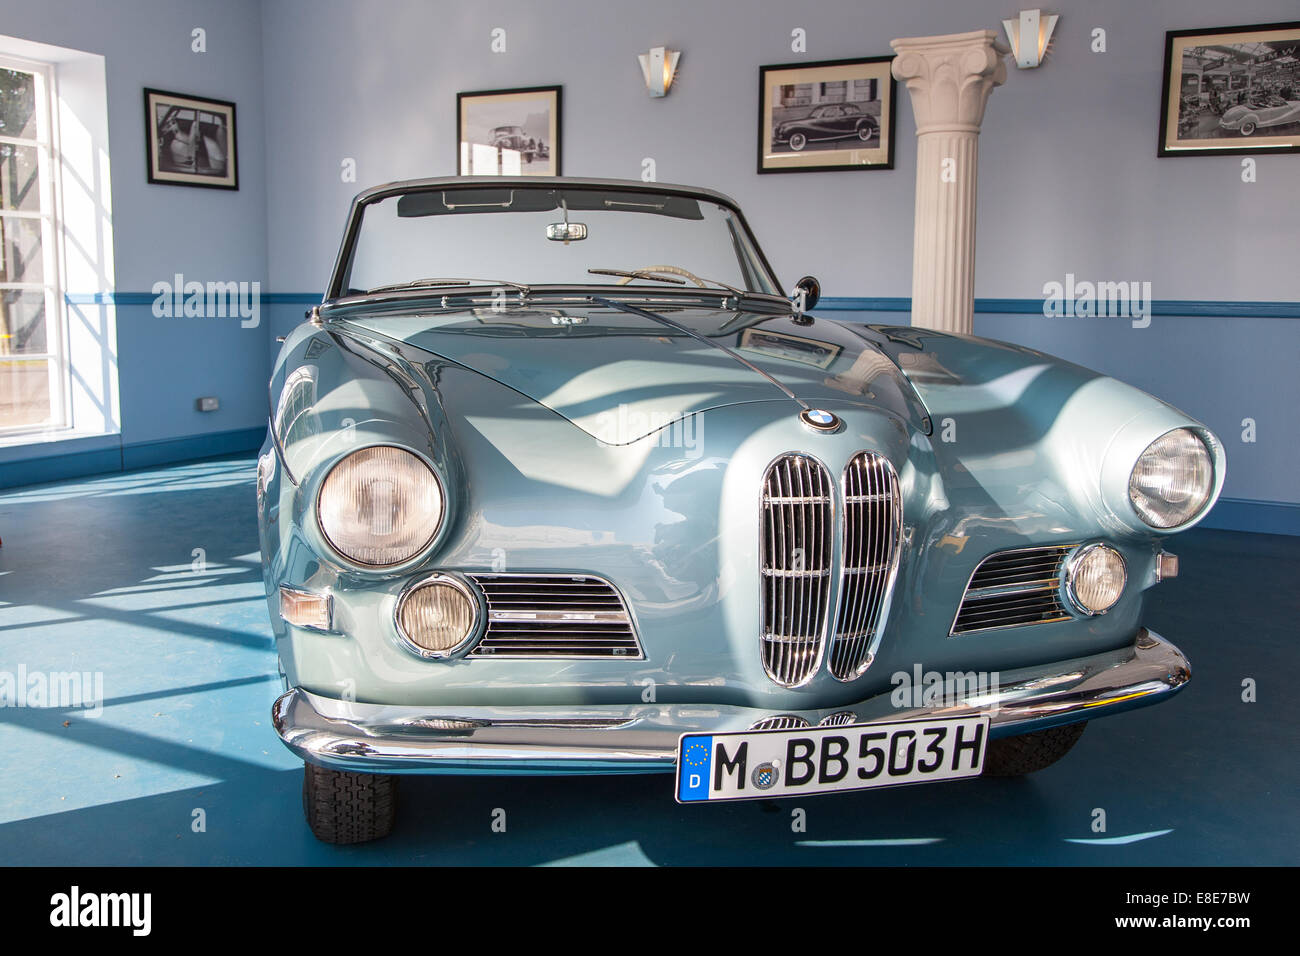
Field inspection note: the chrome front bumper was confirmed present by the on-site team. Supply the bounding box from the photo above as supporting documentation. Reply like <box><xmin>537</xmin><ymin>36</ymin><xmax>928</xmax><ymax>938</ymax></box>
<box><xmin>272</xmin><ymin>628</ymin><xmax>1190</xmax><ymax>775</ymax></box>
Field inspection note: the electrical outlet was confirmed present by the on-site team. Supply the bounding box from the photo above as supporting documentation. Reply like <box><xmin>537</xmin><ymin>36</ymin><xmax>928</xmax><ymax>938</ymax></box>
<box><xmin>196</xmin><ymin>397</ymin><xmax>219</xmax><ymax>412</ymax></box>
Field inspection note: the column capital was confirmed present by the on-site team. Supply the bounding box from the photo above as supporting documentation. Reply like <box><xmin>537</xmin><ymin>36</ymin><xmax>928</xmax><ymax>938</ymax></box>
<box><xmin>891</xmin><ymin>29</ymin><xmax>1008</xmax><ymax>133</ymax></box>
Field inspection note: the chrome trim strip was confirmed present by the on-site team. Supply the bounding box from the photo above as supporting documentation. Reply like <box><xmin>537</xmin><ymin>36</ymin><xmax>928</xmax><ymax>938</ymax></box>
<box><xmin>272</xmin><ymin>629</ymin><xmax>1191</xmax><ymax>774</ymax></box>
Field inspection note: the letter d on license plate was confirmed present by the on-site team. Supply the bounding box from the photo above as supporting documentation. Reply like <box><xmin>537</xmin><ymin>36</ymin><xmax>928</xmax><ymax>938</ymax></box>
<box><xmin>675</xmin><ymin>715</ymin><xmax>989</xmax><ymax>803</ymax></box>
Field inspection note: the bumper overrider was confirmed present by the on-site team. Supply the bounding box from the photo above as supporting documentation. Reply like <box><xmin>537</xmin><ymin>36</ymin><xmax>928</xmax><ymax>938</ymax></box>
<box><xmin>272</xmin><ymin>629</ymin><xmax>1189</xmax><ymax>775</ymax></box>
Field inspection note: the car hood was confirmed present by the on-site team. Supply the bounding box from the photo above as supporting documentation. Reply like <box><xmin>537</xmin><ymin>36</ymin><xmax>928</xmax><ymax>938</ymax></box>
<box><xmin>332</xmin><ymin>300</ymin><xmax>926</xmax><ymax>444</ymax></box>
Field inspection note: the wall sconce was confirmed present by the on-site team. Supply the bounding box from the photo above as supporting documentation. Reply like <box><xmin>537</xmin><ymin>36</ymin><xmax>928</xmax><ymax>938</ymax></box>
<box><xmin>1002</xmin><ymin>9</ymin><xmax>1058</xmax><ymax>68</ymax></box>
<box><xmin>638</xmin><ymin>46</ymin><xmax>681</xmax><ymax>97</ymax></box>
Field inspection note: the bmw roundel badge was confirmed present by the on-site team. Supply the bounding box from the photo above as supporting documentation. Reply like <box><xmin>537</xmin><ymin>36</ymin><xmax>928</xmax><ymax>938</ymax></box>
<box><xmin>799</xmin><ymin>408</ymin><xmax>841</xmax><ymax>433</ymax></box>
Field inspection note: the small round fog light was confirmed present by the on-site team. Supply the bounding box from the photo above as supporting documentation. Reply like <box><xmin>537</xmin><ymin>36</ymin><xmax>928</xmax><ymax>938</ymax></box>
<box><xmin>1066</xmin><ymin>545</ymin><xmax>1126</xmax><ymax>615</ymax></box>
<box><xmin>396</xmin><ymin>575</ymin><xmax>479</xmax><ymax>657</ymax></box>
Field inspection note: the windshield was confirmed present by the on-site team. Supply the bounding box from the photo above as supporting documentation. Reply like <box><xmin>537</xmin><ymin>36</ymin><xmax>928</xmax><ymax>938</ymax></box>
<box><xmin>335</xmin><ymin>184</ymin><xmax>781</xmax><ymax>297</ymax></box>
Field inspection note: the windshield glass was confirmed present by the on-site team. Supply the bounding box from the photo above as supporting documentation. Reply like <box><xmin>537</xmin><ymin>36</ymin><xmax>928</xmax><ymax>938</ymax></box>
<box><xmin>337</xmin><ymin>184</ymin><xmax>780</xmax><ymax>296</ymax></box>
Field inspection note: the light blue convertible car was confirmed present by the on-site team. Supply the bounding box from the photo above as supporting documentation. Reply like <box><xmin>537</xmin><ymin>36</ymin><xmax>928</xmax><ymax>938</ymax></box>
<box><xmin>260</xmin><ymin>177</ymin><xmax>1224</xmax><ymax>843</ymax></box>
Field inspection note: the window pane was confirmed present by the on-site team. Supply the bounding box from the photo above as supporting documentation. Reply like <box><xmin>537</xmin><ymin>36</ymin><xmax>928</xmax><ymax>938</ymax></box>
<box><xmin>1</xmin><ymin>143</ymin><xmax>41</xmax><ymax>212</ymax></box>
<box><xmin>0</xmin><ymin>289</ymin><xmax>47</xmax><ymax>354</ymax></box>
<box><xmin>0</xmin><ymin>357</ymin><xmax>52</xmax><ymax>429</ymax></box>
<box><xmin>0</xmin><ymin>68</ymin><xmax>38</xmax><ymax>140</ymax></box>
<box><xmin>0</xmin><ymin>214</ymin><xmax>43</xmax><ymax>284</ymax></box>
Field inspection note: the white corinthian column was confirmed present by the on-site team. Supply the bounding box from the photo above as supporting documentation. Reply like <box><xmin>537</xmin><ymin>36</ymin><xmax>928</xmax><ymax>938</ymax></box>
<box><xmin>891</xmin><ymin>30</ymin><xmax>1007</xmax><ymax>333</ymax></box>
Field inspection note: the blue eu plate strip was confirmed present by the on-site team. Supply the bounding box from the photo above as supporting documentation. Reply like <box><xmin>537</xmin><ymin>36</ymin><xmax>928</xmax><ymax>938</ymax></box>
<box><xmin>677</xmin><ymin>735</ymin><xmax>713</xmax><ymax>802</ymax></box>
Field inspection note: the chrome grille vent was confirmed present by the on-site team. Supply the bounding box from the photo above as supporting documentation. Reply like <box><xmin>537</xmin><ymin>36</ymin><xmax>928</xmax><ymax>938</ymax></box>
<box><xmin>759</xmin><ymin>454</ymin><xmax>834</xmax><ymax>687</ymax></box>
<box><xmin>750</xmin><ymin>714</ymin><xmax>811</xmax><ymax>731</ymax></box>
<box><xmin>818</xmin><ymin>711</ymin><xmax>859</xmax><ymax>727</ymax></box>
<box><xmin>951</xmin><ymin>545</ymin><xmax>1075</xmax><ymax>635</ymax></box>
<box><xmin>466</xmin><ymin>573</ymin><xmax>642</xmax><ymax>658</ymax></box>
<box><xmin>829</xmin><ymin>452</ymin><xmax>902</xmax><ymax>680</ymax></box>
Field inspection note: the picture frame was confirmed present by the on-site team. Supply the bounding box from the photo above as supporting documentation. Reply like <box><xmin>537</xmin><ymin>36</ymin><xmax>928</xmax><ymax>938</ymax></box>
<box><xmin>457</xmin><ymin>85</ymin><xmax>562</xmax><ymax>176</ymax></box>
<box><xmin>143</xmin><ymin>88</ymin><xmax>238</xmax><ymax>189</ymax></box>
<box><xmin>1158</xmin><ymin>21</ymin><xmax>1300</xmax><ymax>157</ymax></box>
<box><xmin>757</xmin><ymin>56</ymin><xmax>896</xmax><ymax>173</ymax></box>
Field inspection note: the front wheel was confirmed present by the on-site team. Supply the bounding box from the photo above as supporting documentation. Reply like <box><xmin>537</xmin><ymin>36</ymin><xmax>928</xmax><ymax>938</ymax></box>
<box><xmin>1239</xmin><ymin>120</ymin><xmax>1257</xmax><ymax>136</ymax></box>
<box><xmin>788</xmin><ymin>131</ymin><xmax>807</xmax><ymax>151</ymax></box>
<box><xmin>302</xmin><ymin>763</ymin><xmax>397</xmax><ymax>844</ymax></box>
<box><xmin>857</xmin><ymin>121</ymin><xmax>876</xmax><ymax>141</ymax></box>
<box><xmin>983</xmin><ymin>722</ymin><xmax>1086</xmax><ymax>776</ymax></box>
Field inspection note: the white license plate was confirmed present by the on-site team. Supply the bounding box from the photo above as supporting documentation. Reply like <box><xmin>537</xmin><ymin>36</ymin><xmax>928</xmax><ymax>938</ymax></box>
<box><xmin>675</xmin><ymin>715</ymin><xmax>989</xmax><ymax>803</ymax></box>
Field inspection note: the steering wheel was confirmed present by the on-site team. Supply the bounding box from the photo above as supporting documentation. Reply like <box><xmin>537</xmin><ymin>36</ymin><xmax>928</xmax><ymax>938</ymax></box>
<box><xmin>616</xmin><ymin>265</ymin><xmax>710</xmax><ymax>288</ymax></box>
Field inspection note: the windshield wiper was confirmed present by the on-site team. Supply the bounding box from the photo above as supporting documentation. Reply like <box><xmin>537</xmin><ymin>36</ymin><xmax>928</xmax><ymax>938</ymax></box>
<box><xmin>589</xmin><ymin>266</ymin><xmax>750</xmax><ymax>297</ymax></box>
<box><xmin>366</xmin><ymin>277</ymin><xmax>531</xmax><ymax>295</ymax></box>
<box><xmin>587</xmin><ymin>268</ymin><xmax>686</xmax><ymax>285</ymax></box>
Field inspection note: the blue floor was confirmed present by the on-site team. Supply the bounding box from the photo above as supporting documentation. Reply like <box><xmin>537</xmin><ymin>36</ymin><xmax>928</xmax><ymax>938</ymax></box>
<box><xmin>0</xmin><ymin>456</ymin><xmax>1296</xmax><ymax>865</ymax></box>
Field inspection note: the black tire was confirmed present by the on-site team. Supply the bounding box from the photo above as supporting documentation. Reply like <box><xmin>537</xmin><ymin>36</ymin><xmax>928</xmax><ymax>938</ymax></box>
<box><xmin>983</xmin><ymin>722</ymin><xmax>1086</xmax><ymax>777</ymax></box>
<box><xmin>302</xmin><ymin>763</ymin><xmax>397</xmax><ymax>844</ymax></box>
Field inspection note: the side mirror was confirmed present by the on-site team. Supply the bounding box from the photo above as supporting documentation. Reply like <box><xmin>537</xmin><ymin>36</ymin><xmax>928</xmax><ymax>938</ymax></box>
<box><xmin>791</xmin><ymin>275</ymin><xmax>820</xmax><ymax>314</ymax></box>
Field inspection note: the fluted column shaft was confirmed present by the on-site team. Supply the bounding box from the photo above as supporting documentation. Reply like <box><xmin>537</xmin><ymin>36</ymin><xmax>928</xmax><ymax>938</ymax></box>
<box><xmin>891</xmin><ymin>30</ymin><xmax>1007</xmax><ymax>333</ymax></box>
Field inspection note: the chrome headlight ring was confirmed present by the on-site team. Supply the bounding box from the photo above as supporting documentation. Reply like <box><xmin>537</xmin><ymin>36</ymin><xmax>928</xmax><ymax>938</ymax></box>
<box><xmin>1062</xmin><ymin>543</ymin><xmax>1127</xmax><ymax>616</ymax></box>
<box><xmin>1127</xmin><ymin>427</ymin><xmax>1216</xmax><ymax>530</ymax></box>
<box><xmin>393</xmin><ymin>572</ymin><xmax>483</xmax><ymax>660</ymax></box>
<box><xmin>315</xmin><ymin>444</ymin><xmax>445</xmax><ymax>569</ymax></box>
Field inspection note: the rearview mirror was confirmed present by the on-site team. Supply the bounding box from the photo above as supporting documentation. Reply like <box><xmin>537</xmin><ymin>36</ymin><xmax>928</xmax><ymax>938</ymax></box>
<box><xmin>546</xmin><ymin>222</ymin><xmax>588</xmax><ymax>242</ymax></box>
<box><xmin>791</xmin><ymin>275</ymin><xmax>820</xmax><ymax>313</ymax></box>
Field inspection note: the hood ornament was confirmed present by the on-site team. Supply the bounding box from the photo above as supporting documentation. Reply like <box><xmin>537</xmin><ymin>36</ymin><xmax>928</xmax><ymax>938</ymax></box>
<box><xmin>800</xmin><ymin>408</ymin><xmax>841</xmax><ymax>433</ymax></box>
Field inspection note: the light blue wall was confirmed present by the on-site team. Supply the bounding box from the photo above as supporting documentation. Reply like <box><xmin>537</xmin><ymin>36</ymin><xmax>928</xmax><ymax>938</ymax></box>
<box><xmin>0</xmin><ymin>0</ymin><xmax>268</xmax><ymax>465</ymax></box>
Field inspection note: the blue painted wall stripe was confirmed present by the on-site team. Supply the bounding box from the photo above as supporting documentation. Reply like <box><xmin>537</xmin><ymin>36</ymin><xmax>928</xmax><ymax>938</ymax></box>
<box><xmin>816</xmin><ymin>297</ymin><xmax>1300</xmax><ymax>318</ymax></box>
<box><xmin>66</xmin><ymin>292</ymin><xmax>1300</xmax><ymax>319</ymax></box>
<box><xmin>1199</xmin><ymin>497</ymin><xmax>1300</xmax><ymax>537</ymax></box>
<box><xmin>0</xmin><ymin>427</ymin><xmax>266</xmax><ymax>490</ymax></box>
<box><xmin>65</xmin><ymin>292</ymin><xmax>322</xmax><ymax>307</ymax></box>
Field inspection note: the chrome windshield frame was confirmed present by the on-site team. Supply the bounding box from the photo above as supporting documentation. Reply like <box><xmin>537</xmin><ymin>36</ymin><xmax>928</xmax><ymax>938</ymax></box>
<box><xmin>324</xmin><ymin>176</ymin><xmax>785</xmax><ymax>302</ymax></box>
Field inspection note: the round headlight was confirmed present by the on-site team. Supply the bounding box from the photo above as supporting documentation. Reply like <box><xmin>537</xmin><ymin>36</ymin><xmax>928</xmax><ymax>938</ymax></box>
<box><xmin>396</xmin><ymin>575</ymin><xmax>479</xmax><ymax>657</ymax></box>
<box><xmin>1128</xmin><ymin>428</ymin><xmax>1214</xmax><ymax>529</ymax></box>
<box><xmin>1066</xmin><ymin>544</ymin><xmax>1126</xmax><ymax>615</ymax></box>
<box><xmin>317</xmin><ymin>446</ymin><xmax>443</xmax><ymax>567</ymax></box>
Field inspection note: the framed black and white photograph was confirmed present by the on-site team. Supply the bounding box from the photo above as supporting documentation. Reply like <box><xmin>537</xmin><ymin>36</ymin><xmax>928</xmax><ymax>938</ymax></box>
<box><xmin>757</xmin><ymin>56</ymin><xmax>896</xmax><ymax>173</ymax></box>
<box><xmin>143</xmin><ymin>88</ymin><xmax>238</xmax><ymax>188</ymax></box>
<box><xmin>1159</xmin><ymin>21</ymin><xmax>1300</xmax><ymax>157</ymax></box>
<box><xmin>457</xmin><ymin>85</ymin><xmax>562</xmax><ymax>176</ymax></box>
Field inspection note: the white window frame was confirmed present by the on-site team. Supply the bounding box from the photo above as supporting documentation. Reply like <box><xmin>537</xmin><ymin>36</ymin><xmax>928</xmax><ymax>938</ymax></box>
<box><xmin>0</xmin><ymin>51</ymin><xmax>69</xmax><ymax>438</ymax></box>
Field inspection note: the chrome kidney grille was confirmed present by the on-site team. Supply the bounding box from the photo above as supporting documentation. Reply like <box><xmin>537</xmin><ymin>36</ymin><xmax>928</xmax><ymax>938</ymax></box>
<box><xmin>465</xmin><ymin>573</ymin><xmax>643</xmax><ymax>658</ymax></box>
<box><xmin>951</xmin><ymin>545</ymin><xmax>1074</xmax><ymax>635</ymax></box>
<box><xmin>828</xmin><ymin>452</ymin><xmax>902</xmax><ymax>680</ymax></box>
<box><xmin>759</xmin><ymin>454</ymin><xmax>834</xmax><ymax>687</ymax></box>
